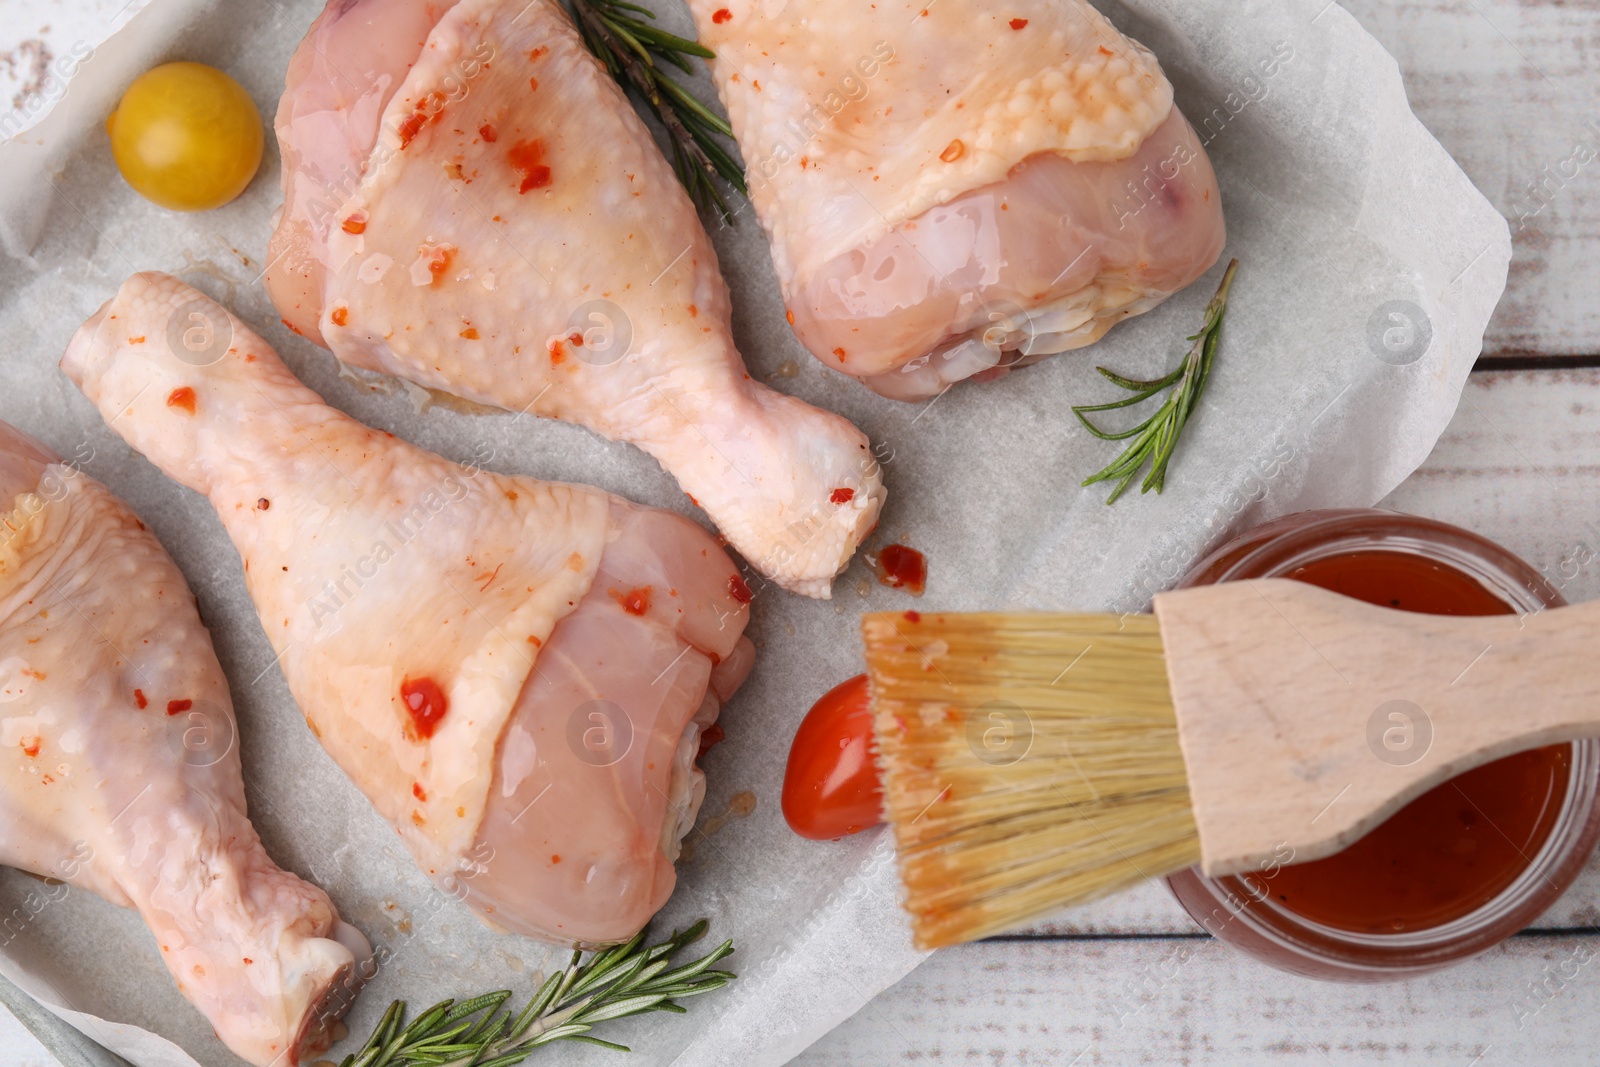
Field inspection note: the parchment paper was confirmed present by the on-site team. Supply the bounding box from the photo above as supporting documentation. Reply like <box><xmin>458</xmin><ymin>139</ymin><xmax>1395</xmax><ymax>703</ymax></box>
<box><xmin>0</xmin><ymin>0</ymin><xmax>1510</xmax><ymax>1064</ymax></box>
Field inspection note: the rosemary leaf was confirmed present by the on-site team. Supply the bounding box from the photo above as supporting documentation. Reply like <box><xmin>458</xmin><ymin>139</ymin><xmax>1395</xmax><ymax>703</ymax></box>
<box><xmin>566</xmin><ymin>0</ymin><xmax>747</xmax><ymax>221</ymax></box>
<box><xmin>338</xmin><ymin>922</ymin><xmax>735</xmax><ymax>1067</ymax></box>
<box><xmin>1074</xmin><ymin>259</ymin><xmax>1240</xmax><ymax>504</ymax></box>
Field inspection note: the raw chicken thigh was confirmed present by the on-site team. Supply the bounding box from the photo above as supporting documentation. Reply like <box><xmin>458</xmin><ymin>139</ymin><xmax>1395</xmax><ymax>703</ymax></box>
<box><xmin>687</xmin><ymin>0</ymin><xmax>1228</xmax><ymax>400</ymax></box>
<box><xmin>64</xmin><ymin>274</ymin><xmax>755</xmax><ymax>947</ymax></box>
<box><xmin>266</xmin><ymin>0</ymin><xmax>884</xmax><ymax>598</ymax></box>
<box><xmin>0</xmin><ymin>421</ymin><xmax>364</xmax><ymax>1066</ymax></box>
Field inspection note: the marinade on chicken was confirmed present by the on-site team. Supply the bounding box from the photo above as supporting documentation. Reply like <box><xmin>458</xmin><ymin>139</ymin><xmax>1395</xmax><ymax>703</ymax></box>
<box><xmin>0</xmin><ymin>420</ymin><xmax>365</xmax><ymax>1066</ymax></box>
<box><xmin>64</xmin><ymin>274</ymin><xmax>755</xmax><ymax>946</ymax></box>
<box><xmin>688</xmin><ymin>0</ymin><xmax>1227</xmax><ymax>400</ymax></box>
<box><xmin>266</xmin><ymin>0</ymin><xmax>884</xmax><ymax>596</ymax></box>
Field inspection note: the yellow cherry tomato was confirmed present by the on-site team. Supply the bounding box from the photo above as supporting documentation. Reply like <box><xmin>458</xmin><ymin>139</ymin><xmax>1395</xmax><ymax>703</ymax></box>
<box><xmin>106</xmin><ymin>62</ymin><xmax>264</xmax><ymax>212</ymax></box>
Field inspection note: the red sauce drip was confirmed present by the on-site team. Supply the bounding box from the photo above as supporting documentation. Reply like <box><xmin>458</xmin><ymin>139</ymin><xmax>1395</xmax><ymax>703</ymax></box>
<box><xmin>478</xmin><ymin>123</ymin><xmax>497</xmax><ymax>142</ymax></box>
<box><xmin>1242</xmin><ymin>550</ymin><xmax>1571</xmax><ymax>933</ymax></box>
<box><xmin>712</xmin><ymin>7</ymin><xmax>732</xmax><ymax>22</ymax></box>
<box><xmin>508</xmin><ymin>139</ymin><xmax>552</xmax><ymax>193</ymax></box>
<box><xmin>903</xmin><ymin>610</ymin><xmax>921</xmax><ymax>623</ymax></box>
<box><xmin>133</xmin><ymin>689</ymin><xmax>148</xmax><ymax>709</ymax></box>
<box><xmin>166</xmin><ymin>699</ymin><xmax>192</xmax><ymax>715</ymax></box>
<box><xmin>830</xmin><ymin>488</ymin><xmax>855</xmax><ymax>504</ymax></box>
<box><xmin>697</xmin><ymin>723</ymin><xmax>726</xmax><ymax>759</ymax></box>
<box><xmin>728</xmin><ymin>574</ymin><xmax>753</xmax><ymax>604</ymax></box>
<box><xmin>401</xmin><ymin>677</ymin><xmax>449</xmax><ymax>739</ymax></box>
<box><xmin>166</xmin><ymin>387</ymin><xmax>196</xmax><ymax>414</ymax></box>
<box><xmin>612</xmin><ymin>586</ymin><xmax>652</xmax><ymax>616</ymax></box>
<box><xmin>874</xmin><ymin>544</ymin><xmax>927</xmax><ymax>596</ymax></box>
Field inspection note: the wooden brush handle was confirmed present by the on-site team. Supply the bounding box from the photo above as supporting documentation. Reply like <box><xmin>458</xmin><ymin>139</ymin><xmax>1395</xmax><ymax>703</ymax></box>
<box><xmin>1152</xmin><ymin>577</ymin><xmax>1600</xmax><ymax>877</ymax></box>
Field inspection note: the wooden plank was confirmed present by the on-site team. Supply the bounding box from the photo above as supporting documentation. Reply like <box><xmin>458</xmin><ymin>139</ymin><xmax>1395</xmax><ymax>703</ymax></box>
<box><xmin>795</xmin><ymin>934</ymin><xmax>1600</xmax><ymax>1065</ymax></box>
<box><xmin>1339</xmin><ymin>0</ymin><xmax>1600</xmax><ymax>358</ymax></box>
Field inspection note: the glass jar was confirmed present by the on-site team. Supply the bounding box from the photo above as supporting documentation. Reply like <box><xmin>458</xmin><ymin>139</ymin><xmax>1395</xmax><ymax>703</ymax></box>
<box><xmin>1165</xmin><ymin>509</ymin><xmax>1600</xmax><ymax>980</ymax></box>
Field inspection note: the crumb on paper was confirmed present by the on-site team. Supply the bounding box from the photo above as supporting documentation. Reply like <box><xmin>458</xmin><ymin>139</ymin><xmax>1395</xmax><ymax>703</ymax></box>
<box><xmin>1</xmin><ymin>39</ymin><xmax>53</xmax><ymax>111</ymax></box>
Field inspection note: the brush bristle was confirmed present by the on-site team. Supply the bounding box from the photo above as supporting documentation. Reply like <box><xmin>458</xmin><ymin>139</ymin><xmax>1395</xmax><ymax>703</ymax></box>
<box><xmin>862</xmin><ymin>610</ymin><xmax>1200</xmax><ymax>949</ymax></box>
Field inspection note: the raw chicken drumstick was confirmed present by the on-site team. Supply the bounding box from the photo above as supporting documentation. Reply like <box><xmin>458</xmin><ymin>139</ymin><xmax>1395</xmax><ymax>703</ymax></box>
<box><xmin>0</xmin><ymin>421</ymin><xmax>365</xmax><ymax>1066</ymax></box>
<box><xmin>687</xmin><ymin>0</ymin><xmax>1228</xmax><ymax>400</ymax></box>
<box><xmin>64</xmin><ymin>273</ymin><xmax>756</xmax><ymax>947</ymax></box>
<box><xmin>265</xmin><ymin>0</ymin><xmax>884</xmax><ymax>598</ymax></box>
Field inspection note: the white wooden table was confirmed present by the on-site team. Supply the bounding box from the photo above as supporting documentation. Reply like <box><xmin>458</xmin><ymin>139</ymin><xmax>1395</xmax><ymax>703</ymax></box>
<box><xmin>5</xmin><ymin>0</ymin><xmax>1600</xmax><ymax>1064</ymax></box>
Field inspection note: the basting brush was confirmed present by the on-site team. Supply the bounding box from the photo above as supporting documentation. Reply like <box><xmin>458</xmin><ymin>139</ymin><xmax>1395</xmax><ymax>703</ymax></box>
<box><xmin>863</xmin><ymin>579</ymin><xmax>1600</xmax><ymax>949</ymax></box>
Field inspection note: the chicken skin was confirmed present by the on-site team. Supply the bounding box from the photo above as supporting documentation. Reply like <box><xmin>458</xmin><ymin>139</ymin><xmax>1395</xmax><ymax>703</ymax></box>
<box><xmin>687</xmin><ymin>0</ymin><xmax>1227</xmax><ymax>400</ymax></box>
<box><xmin>0</xmin><ymin>421</ymin><xmax>364</xmax><ymax>1066</ymax></box>
<box><xmin>265</xmin><ymin>0</ymin><xmax>884</xmax><ymax>598</ymax></box>
<box><xmin>63</xmin><ymin>273</ymin><xmax>754</xmax><ymax>946</ymax></box>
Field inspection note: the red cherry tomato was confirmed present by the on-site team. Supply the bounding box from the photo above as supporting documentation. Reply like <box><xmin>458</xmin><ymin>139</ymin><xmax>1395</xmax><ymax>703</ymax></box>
<box><xmin>782</xmin><ymin>674</ymin><xmax>885</xmax><ymax>840</ymax></box>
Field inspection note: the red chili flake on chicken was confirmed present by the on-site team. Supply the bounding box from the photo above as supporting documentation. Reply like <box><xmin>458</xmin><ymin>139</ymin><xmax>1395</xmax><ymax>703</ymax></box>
<box><xmin>509</xmin><ymin>139</ymin><xmax>552</xmax><ymax>193</ymax></box>
<box><xmin>167</xmin><ymin>699</ymin><xmax>193</xmax><ymax>715</ymax></box>
<box><xmin>1009</xmin><ymin>17</ymin><xmax>1028</xmax><ymax>29</ymax></box>
<box><xmin>478</xmin><ymin>123</ymin><xmax>497</xmax><ymax>142</ymax></box>
<box><xmin>421</xmin><ymin>244</ymin><xmax>454</xmax><ymax>283</ymax></box>
<box><xmin>166</xmin><ymin>387</ymin><xmax>196</xmax><ymax>414</ymax></box>
<box><xmin>401</xmin><ymin>677</ymin><xmax>449</xmax><ymax>739</ymax></box>
<box><xmin>728</xmin><ymin>574</ymin><xmax>753</xmax><ymax>604</ymax></box>
<box><xmin>611</xmin><ymin>586</ymin><xmax>653</xmax><ymax>616</ymax></box>
<box><xmin>460</xmin><ymin>327</ymin><xmax>480</xmax><ymax>340</ymax></box>
<box><xmin>830</xmin><ymin>488</ymin><xmax>855</xmax><ymax>504</ymax></box>
<box><xmin>330</xmin><ymin>306</ymin><xmax>348</xmax><ymax>326</ymax></box>
<box><xmin>712</xmin><ymin>7</ymin><xmax>732</xmax><ymax>22</ymax></box>
<box><xmin>1098</xmin><ymin>44</ymin><xmax>1115</xmax><ymax>56</ymax></box>
<box><xmin>20</xmin><ymin>737</ymin><xmax>40</xmax><ymax>758</ymax></box>
<box><xmin>832</xmin><ymin>347</ymin><xmax>847</xmax><ymax>361</ymax></box>
<box><xmin>412</xmin><ymin>782</ymin><xmax>428</xmax><ymax>801</ymax></box>
<box><xmin>398</xmin><ymin>95</ymin><xmax>445</xmax><ymax>149</ymax></box>
<box><xmin>341</xmin><ymin>215</ymin><xmax>367</xmax><ymax>235</ymax></box>
<box><xmin>529</xmin><ymin>76</ymin><xmax>539</xmax><ymax>91</ymax></box>
<box><xmin>904</xmin><ymin>610</ymin><xmax>922</xmax><ymax>623</ymax></box>
<box><xmin>134</xmin><ymin>689</ymin><xmax>148</xmax><ymax>709</ymax></box>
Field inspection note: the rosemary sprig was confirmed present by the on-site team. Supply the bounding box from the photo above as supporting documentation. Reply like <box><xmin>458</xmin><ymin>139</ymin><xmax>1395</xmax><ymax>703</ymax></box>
<box><xmin>337</xmin><ymin>920</ymin><xmax>735</xmax><ymax>1067</ymax></box>
<box><xmin>567</xmin><ymin>0</ymin><xmax>747</xmax><ymax>221</ymax></box>
<box><xmin>1074</xmin><ymin>259</ymin><xmax>1240</xmax><ymax>504</ymax></box>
